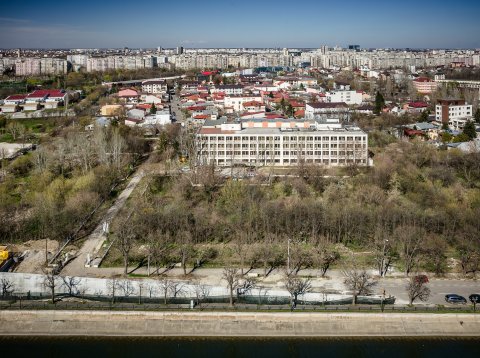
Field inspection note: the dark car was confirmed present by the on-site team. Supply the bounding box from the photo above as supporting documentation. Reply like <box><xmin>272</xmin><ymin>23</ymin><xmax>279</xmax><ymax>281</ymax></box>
<box><xmin>445</xmin><ymin>294</ymin><xmax>467</xmax><ymax>304</ymax></box>
<box><xmin>414</xmin><ymin>275</ymin><xmax>429</xmax><ymax>283</ymax></box>
<box><xmin>469</xmin><ymin>294</ymin><xmax>480</xmax><ymax>304</ymax></box>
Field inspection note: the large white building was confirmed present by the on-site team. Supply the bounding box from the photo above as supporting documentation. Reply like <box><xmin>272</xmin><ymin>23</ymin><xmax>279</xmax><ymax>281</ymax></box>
<box><xmin>435</xmin><ymin>99</ymin><xmax>473</xmax><ymax>129</ymax></box>
<box><xmin>326</xmin><ymin>90</ymin><xmax>363</xmax><ymax>105</ymax></box>
<box><xmin>196</xmin><ymin>121</ymin><xmax>368</xmax><ymax>167</ymax></box>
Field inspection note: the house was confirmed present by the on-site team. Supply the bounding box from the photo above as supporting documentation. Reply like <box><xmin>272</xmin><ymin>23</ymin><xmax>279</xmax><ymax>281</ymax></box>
<box><xmin>406</xmin><ymin>101</ymin><xmax>429</xmax><ymax>113</ymax></box>
<box><xmin>118</xmin><ymin>89</ymin><xmax>140</xmax><ymax>103</ymax></box>
<box><xmin>242</xmin><ymin>100</ymin><xmax>265</xmax><ymax>112</ymax></box>
<box><xmin>140</xmin><ymin>94</ymin><xmax>162</xmax><ymax>105</ymax></box>
<box><xmin>141</xmin><ymin>80</ymin><xmax>167</xmax><ymax>94</ymax></box>
<box><xmin>1</xmin><ymin>95</ymin><xmax>26</xmax><ymax>113</ymax></box>
<box><xmin>224</xmin><ymin>95</ymin><xmax>262</xmax><ymax>112</ymax></box>
<box><xmin>211</xmin><ymin>85</ymin><xmax>244</xmax><ymax>95</ymax></box>
<box><xmin>305</xmin><ymin>102</ymin><xmax>349</xmax><ymax>119</ymax></box>
<box><xmin>101</xmin><ymin>104</ymin><xmax>123</xmax><ymax>116</ymax></box>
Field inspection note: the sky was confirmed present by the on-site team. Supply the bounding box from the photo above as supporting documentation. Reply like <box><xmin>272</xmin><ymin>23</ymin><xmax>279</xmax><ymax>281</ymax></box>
<box><xmin>0</xmin><ymin>0</ymin><xmax>479</xmax><ymax>49</ymax></box>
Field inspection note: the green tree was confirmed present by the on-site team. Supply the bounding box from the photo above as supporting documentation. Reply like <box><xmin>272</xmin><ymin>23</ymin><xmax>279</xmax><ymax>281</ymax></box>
<box><xmin>463</xmin><ymin>120</ymin><xmax>477</xmax><ymax>140</ymax></box>
<box><xmin>420</xmin><ymin>110</ymin><xmax>429</xmax><ymax>122</ymax></box>
<box><xmin>374</xmin><ymin>91</ymin><xmax>385</xmax><ymax>115</ymax></box>
<box><xmin>286</xmin><ymin>104</ymin><xmax>294</xmax><ymax>117</ymax></box>
<box><xmin>475</xmin><ymin>108</ymin><xmax>480</xmax><ymax>124</ymax></box>
<box><xmin>441</xmin><ymin>132</ymin><xmax>453</xmax><ymax>143</ymax></box>
<box><xmin>453</xmin><ymin>133</ymin><xmax>470</xmax><ymax>143</ymax></box>
<box><xmin>150</xmin><ymin>103</ymin><xmax>157</xmax><ymax>115</ymax></box>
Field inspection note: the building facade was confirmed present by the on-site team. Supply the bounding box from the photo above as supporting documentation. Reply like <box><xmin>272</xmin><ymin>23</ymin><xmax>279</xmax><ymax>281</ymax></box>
<box><xmin>196</xmin><ymin>124</ymin><xmax>368</xmax><ymax>167</ymax></box>
<box><xmin>435</xmin><ymin>99</ymin><xmax>473</xmax><ymax>125</ymax></box>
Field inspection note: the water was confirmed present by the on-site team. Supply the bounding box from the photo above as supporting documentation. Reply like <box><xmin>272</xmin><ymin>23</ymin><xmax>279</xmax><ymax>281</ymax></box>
<box><xmin>2</xmin><ymin>336</ymin><xmax>480</xmax><ymax>357</ymax></box>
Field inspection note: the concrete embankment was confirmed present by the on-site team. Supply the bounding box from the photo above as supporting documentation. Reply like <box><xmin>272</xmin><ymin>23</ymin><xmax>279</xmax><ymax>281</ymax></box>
<box><xmin>1</xmin><ymin>311</ymin><xmax>480</xmax><ymax>337</ymax></box>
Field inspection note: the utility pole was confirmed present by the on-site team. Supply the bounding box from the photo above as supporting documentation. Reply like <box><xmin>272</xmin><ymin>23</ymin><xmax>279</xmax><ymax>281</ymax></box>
<box><xmin>287</xmin><ymin>238</ymin><xmax>291</xmax><ymax>274</ymax></box>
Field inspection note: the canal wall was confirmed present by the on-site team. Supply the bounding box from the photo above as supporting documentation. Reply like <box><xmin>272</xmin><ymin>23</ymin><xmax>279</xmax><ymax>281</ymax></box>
<box><xmin>1</xmin><ymin>310</ymin><xmax>480</xmax><ymax>337</ymax></box>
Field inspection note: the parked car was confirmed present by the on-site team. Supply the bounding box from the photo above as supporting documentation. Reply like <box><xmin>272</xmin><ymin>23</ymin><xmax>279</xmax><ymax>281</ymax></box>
<box><xmin>445</xmin><ymin>294</ymin><xmax>467</xmax><ymax>304</ymax></box>
<box><xmin>469</xmin><ymin>294</ymin><xmax>480</xmax><ymax>304</ymax></box>
<box><xmin>414</xmin><ymin>275</ymin><xmax>429</xmax><ymax>283</ymax></box>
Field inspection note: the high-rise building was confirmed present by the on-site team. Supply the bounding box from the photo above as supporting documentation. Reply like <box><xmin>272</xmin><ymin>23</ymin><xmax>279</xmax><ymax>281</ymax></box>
<box><xmin>176</xmin><ymin>46</ymin><xmax>184</xmax><ymax>55</ymax></box>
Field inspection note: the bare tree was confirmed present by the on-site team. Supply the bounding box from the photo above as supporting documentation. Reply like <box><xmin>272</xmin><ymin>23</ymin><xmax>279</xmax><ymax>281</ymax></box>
<box><xmin>222</xmin><ymin>267</ymin><xmax>240</xmax><ymax>306</ymax></box>
<box><xmin>156</xmin><ymin>276</ymin><xmax>172</xmax><ymax>305</ymax></box>
<box><xmin>42</xmin><ymin>269</ymin><xmax>60</xmax><ymax>304</ymax></box>
<box><xmin>406</xmin><ymin>277</ymin><xmax>431</xmax><ymax>305</ymax></box>
<box><xmin>106</xmin><ymin>277</ymin><xmax>120</xmax><ymax>304</ymax></box>
<box><xmin>373</xmin><ymin>227</ymin><xmax>398</xmax><ymax>277</ymax></box>
<box><xmin>169</xmin><ymin>281</ymin><xmax>186</xmax><ymax>299</ymax></box>
<box><xmin>178</xmin><ymin>230</ymin><xmax>194</xmax><ymax>276</ymax></box>
<box><xmin>343</xmin><ymin>268</ymin><xmax>377</xmax><ymax>305</ymax></box>
<box><xmin>315</xmin><ymin>248</ymin><xmax>340</xmax><ymax>277</ymax></box>
<box><xmin>283</xmin><ymin>272</ymin><xmax>312</xmax><ymax>307</ymax></box>
<box><xmin>395</xmin><ymin>225</ymin><xmax>425</xmax><ymax>276</ymax></box>
<box><xmin>62</xmin><ymin>276</ymin><xmax>82</xmax><ymax>296</ymax></box>
<box><xmin>289</xmin><ymin>241</ymin><xmax>313</xmax><ymax>275</ymax></box>
<box><xmin>116</xmin><ymin>224</ymin><xmax>136</xmax><ymax>276</ymax></box>
<box><xmin>1</xmin><ymin>277</ymin><xmax>14</xmax><ymax>297</ymax></box>
<box><xmin>191</xmin><ymin>279</ymin><xmax>211</xmax><ymax>306</ymax></box>
<box><xmin>117</xmin><ymin>279</ymin><xmax>135</xmax><ymax>297</ymax></box>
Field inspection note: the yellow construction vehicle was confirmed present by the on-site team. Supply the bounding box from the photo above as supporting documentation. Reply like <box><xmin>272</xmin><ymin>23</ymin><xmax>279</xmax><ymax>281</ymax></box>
<box><xmin>0</xmin><ymin>246</ymin><xmax>8</xmax><ymax>262</ymax></box>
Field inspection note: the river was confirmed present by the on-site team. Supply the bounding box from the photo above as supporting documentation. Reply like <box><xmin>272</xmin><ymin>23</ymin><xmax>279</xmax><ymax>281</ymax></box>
<box><xmin>1</xmin><ymin>336</ymin><xmax>480</xmax><ymax>357</ymax></box>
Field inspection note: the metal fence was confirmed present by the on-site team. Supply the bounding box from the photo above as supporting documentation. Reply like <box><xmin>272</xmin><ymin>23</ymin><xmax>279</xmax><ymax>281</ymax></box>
<box><xmin>0</xmin><ymin>296</ymin><xmax>477</xmax><ymax>313</ymax></box>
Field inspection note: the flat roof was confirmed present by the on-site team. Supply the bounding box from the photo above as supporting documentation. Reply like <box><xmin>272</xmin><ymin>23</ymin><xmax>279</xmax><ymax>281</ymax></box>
<box><xmin>199</xmin><ymin>127</ymin><xmax>366</xmax><ymax>136</ymax></box>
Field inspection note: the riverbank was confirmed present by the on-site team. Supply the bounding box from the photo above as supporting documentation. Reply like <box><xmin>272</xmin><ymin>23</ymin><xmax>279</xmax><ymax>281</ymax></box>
<box><xmin>1</xmin><ymin>310</ymin><xmax>480</xmax><ymax>337</ymax></box>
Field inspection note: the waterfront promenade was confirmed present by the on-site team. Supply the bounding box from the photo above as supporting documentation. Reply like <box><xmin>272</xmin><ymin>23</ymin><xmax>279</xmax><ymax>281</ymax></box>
<box><xmin>1</xmin><ymin>310</ymin><xmax>480</xmax><ymax>337</ymax></box>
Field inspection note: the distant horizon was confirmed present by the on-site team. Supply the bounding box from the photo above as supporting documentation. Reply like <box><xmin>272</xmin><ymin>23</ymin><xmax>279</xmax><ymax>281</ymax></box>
<box><xmin>1</xmin><ymin>46</ymin><xmax>479</xmax><ymax>51</ymax></box>
<box><xmin>1</xmin><ymin>0</ymin><xmax>480</xmax><ymax>49</ymax></box>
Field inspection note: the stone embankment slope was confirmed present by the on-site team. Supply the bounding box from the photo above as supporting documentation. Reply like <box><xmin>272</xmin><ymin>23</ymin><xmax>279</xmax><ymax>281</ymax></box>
<box><xmin>1</xmin><ymin>311</ymin><xmax>480</xmax><ymax>337</ymax></box>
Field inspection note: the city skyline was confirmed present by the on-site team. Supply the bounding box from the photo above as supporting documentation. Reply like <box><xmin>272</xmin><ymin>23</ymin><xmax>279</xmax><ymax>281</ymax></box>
<box><xmin>1</xmin><ymin>0</ymin><xmax>480</xmax><ymax>49</ymax></box>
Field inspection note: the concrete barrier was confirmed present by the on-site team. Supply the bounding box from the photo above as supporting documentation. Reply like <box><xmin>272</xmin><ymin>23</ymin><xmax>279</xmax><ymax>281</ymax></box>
<box><xmin>1</xmin><ymin>310</ymin><xmax>480</xmax><ymax>337</ymax></box>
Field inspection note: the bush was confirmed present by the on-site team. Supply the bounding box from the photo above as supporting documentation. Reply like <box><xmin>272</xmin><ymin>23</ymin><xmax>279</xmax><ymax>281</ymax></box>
<box><xmin>9</xmin><ymin>155</ymin><xmax>33</xmax><ymax>177</ymax></box>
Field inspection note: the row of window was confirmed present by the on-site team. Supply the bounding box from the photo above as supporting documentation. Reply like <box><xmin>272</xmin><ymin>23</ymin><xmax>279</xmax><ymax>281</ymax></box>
<box><xmin>201</xmin><ymin>136</ymin><xmax>366</xmax><ymax>141</ymax></box>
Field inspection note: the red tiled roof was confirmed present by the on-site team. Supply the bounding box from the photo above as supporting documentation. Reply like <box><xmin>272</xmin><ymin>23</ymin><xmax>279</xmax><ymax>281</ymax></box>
<box><xmin>27</xmin><ymin>89</ymin><xmax>65</xmax><ymax>99</ymax></box>
<box><xmin>5</xmin><ymin>94</ymin><xmax>27</xmax><ymax>100</ymax></box>
<box><xmin>242</xmin><ymin>101</ymin><xmax>264</xmax><ymax>107</ymax></box>
<box><xmin>413</xmin><ymin>77</ymin><xmax>433</xmax><ymax>83</ymax></box>
<box><xmin>193</xmin><ymin>115</ymin><xmax>209</xmax><ymax>119</ymax></box>
<box><xmin>294</xmin><ymin>109</ymin><xmax>305</xmax><ymax>117</ymax></box>
<box><xmin>408</xmin><ymin>102</ymin><xmax>428</xmax><ymax>108</ymax></box>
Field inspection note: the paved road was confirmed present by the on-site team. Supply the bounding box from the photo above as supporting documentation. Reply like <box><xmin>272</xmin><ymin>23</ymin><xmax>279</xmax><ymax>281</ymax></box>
<box><xmin>170</xmin><ymin>95</ymin><xmax>186</xmax><ymax>123</ymax></box>
<box><xmin>61</xmin><ymin>169</ymin><xmax>145</xmax><ymax>276</ymax></box>
<box><xmin>63</xmin><ymin>264</ymin><xmax>480</xmax><ymax>305</ymax></box>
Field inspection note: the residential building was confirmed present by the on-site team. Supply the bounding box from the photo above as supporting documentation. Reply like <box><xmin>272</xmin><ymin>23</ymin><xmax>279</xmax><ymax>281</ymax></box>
<box><xmin>141</xmin><ymin>80</ymin><xmax>167</xmax><ymax>94</ymax></box>
<box><xmin>326</xmin><ymin>90</ymin><xmax>363</xmax><ymax>105</ymax></box>
<box><xmin>435</xmin><ymin>99</ymin><xmax>473</xmax><ymax>126</ymax></box>
<box><xmin>305</xmin><ymin>102</ymin><xmax>349</xmax><ymax>119</ymax></box>
<box><xmin>412</xmin><ymin>77</ymin><xmax>439</xmax><ymax>94</ymax></box>
<box><xmin>224</xmin><ymin>95</ymin><xmax>262</xmax><ymax>112</ymax></box>
<box><xmin>212</xmin><ymin>85</ymin><xmax>244</xmax><ymax>96</ymax></box>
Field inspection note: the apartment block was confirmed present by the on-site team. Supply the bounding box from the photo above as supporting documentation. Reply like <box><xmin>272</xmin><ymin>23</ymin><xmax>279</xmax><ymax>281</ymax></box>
<box><xmin>141</xmin><ymin>80</ymin><xmax>167</xmax><ymax>94</ymax></box>
<box><xmin>435</xmin><ymin>99</ymin><xmax>473</xmax><ymax>126</ymax></box>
